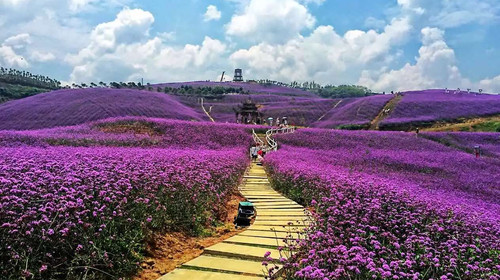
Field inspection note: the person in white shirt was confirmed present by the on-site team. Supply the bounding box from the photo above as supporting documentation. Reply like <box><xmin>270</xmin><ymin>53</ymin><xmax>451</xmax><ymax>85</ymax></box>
<box><xmin>250</xmin><ymin>145</ymin><xmax>258</xmax><ymax>162</ymax></box>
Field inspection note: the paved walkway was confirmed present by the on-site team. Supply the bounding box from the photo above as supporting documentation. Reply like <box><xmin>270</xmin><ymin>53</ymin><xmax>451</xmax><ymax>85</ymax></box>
<box><xmin>158</xmin><ymin>162</ymin><xmax>309</xmax><ymax>280</ymax></box>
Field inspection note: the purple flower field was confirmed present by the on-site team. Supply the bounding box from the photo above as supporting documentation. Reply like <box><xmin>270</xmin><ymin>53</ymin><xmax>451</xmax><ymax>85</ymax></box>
<box><xmin>421</xmin><ymin>132</ymin><xmax>500</xmax><ymax>158</ymax></box>
<box><xmin>380</xmin><ymin>90</ymin><xmax>500</xmax><ymax>129</ymax></box>
<box><xmin>0</xmin><ymin>117</ymin><xmax>255</xmax><ymax>149</ymax></box>
<box><xmin>265</xmin><ymin>129</ymin><xmax>500</xmax><ymax>279</ymax></box>
<box><xmin>201</xmin><ymin>95</ymin><xmax>338</xmax><ymax>126</ymax></box>
<box><xmin>0</xmin><ymin>88</ymin><xmax>207</xmax><ymax>130</ymax></box>
<box><xmin>312</xmin><ymin>95</ymin><xmax>393</xmax><ymax>129</ymax></box>
<box><xmin>0</xmin><ymin>118</ymin><xmax>252</xmax><ymax>279</ymax></box>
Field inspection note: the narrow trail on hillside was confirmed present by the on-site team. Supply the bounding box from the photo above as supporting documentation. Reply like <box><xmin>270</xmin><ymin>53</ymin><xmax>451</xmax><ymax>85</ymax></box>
<box><xmin>158</xmin><ymin>133</ymin><xmax>309</xmax><ymax>280</ymax></box>
<box><xmin>200</xmin><ymin>98</ymin><xmax>215</xmax><ymax>122</ymax></box>
<box><xmin>369</xmin><ymin>95</ymin><xmax>403</xmax><ymax>130</ymax></box>
<box><xmin>315</xmin><ymin>100</ymin><xmax>343</xmax><ymax>123</ymax></box>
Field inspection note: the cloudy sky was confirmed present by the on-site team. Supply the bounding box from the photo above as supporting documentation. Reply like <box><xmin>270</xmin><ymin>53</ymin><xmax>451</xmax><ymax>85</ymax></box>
<box><xmin>1</xmin><ymin>0</ymin><xmax>499</xmax><ymax>92</ymax></box>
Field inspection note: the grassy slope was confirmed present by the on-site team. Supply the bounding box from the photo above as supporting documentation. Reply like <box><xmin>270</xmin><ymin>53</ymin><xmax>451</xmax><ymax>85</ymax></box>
<box><xmin>421</xmin><ymin>115</ymin><xmax>500</xmax><ymax>132</ymax></box>
<box><xmin>0</xmin><ymin>82</ymin><xmax>49</xmax><ymax>103</ymax></box>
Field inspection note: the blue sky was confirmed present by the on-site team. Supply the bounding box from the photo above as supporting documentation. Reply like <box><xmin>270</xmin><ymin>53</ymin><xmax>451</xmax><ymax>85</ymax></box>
<box><xmin>0</xmin><ymin>0</ymin><xmax>499</xmax><ymax>92</ymax></box>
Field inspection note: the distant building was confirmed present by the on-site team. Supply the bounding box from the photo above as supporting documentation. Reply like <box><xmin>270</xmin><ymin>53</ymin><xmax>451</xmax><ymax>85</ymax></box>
<box><xmin>233</xmin><ymin>99</ymin><xmax>263</xmax><ymax>124</ymax></box>
<box><xmin>234</xmin><ymin>69</ymin><xmax>243</xmax><ymax>82</ymax></box>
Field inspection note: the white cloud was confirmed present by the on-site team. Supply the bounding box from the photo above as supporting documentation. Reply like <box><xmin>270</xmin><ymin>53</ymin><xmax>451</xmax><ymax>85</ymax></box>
<box><xmin>300</xmin><ymin>0</ymin><xmax>325</xmax><ymax>5</ymax></box>
<box><xmin>364</xmin><ymin>17</ymin><xmax>386</xmax><ymax>30</ymax></box>
<box><xmin>66</xmin><ymin>8</ymin><xmax>154</xmax><ymax>65</ymax></box>
<box><xmin>230</xmin><ymin>17</ymin><xmax>412</xmax><ymax>84</ymax></box>
<box><xmin>0</xmin><ymin>46</ymin><xmax>28</xmax><ymax>68</ymax></box>
<box><xmin>66</xmin><ymin>8</ymin><xmax>227</xmax><ymax>83</ymax></box>
<box><xmin>204</xmin><ymin>5</ymin><xmax>221</xmax><ymax>22</ymax></box>
<box><xmin>0</xmin><ymin>0</ymin><xmax>27</xmax><ymax>6</ymax></box>
<box><xmin>397</xmin><ymin>0</ymin><xmax>499</xmax><ymax>28</ymax></box>
<box><xmin>358</xmin><ymin>27</ymin><xmax>471</xmax><ymax>92</ymax></box>
<box><xmin>30</xmin><ymin>50</ymin><xmax>56</xmax><ymax>62</ymax></box>
<box><xmin>0</xmin><ymin>34</ymin><xmax>29</xmax><ymax>67</ymax></box>
<box><xmin>226</xmin><ymin>0</ymin><xmax>316</xmax><ymax>44</ymax></box>
<box><xmin>3</xmin><ymin>33</ymin><xmax>31</xmax><ymax>49</ymax></box>
<box><xmin>157</xmin><ymin>31</ymin><xmax>176</xmax><ymax>42</ymax></box>
<box><xmin>479</xmin><ymin>75</ymin><xmax>500</xmax><ymax>94</ymax></box>
<box><xmin>69</xmin><ymin>0</ymin><xmax>96</xmax><ymax>12</ymax></box>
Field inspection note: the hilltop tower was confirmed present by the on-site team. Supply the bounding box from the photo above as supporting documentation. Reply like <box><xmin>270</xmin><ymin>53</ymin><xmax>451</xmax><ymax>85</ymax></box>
<box><xmin>234</xmin><ymin>69</ymin><xmax>243</xmax><ymax>82</ymax></box>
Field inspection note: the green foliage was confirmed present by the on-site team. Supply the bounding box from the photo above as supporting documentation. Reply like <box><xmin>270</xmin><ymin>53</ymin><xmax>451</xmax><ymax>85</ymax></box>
<box><xmin>0</xmin><ymin>82</ymin><xmax>49</xmax><ymax>103</ymax></box>
<box><xmin>337</xmin><ymin>123</ymin><xmax>370</xmax><ymax>130</ymax></box>
<box><xmin>0</xmin><ymin>67</ymin><xmax>61</xmax><ymax>89</ymax></box>
<box><xmin>163</xmin><ymin>85</ymin><xmax>246</xmax><ymax>97</ymax></box>
<box><xmin>314</xmin><ymin>84</ymin><xmax>374</xmax><ymax>99</ymax></box>
<box><xmin>471</xmin><ymin>121</ymin><xmax>500</xmax><ymax>132</ymax></box>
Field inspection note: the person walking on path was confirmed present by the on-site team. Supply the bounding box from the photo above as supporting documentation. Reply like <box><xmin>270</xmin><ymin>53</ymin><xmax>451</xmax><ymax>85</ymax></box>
<box><xmin>250</xmin><ymin>144</ymin><xmax>258</xmax><ymax>162</ymax></box>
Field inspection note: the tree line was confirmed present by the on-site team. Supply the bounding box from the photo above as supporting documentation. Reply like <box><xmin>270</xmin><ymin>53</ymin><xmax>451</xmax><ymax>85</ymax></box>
<box><xmin>0</xmin><ymin>67</ymin><xmax>61</xmax><ymax>89</ymax></box>
<box><xmin>253</xmin><ymin>79</ymin><xmax>375</xmax><ymax>98</ymax></box>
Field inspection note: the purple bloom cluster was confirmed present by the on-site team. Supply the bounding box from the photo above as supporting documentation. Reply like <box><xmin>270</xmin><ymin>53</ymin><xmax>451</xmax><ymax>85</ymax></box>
<box><xmin>0</xmin><ymin>118</ymin><xmax>252</xmax><ymax>279</ymax></box>
<box><xmin>0</xmin><ymin>147</ymin><xmax>248</xmax><ymax>279</ymax></box>
<box><xmin>421</xmin><ymin>132</ymin><xmax>500</xmax><ymax>159</ymax></box>
<box><xmin>265</xmin><ymin>129</ymin><xmax>500</xmax><ymax>279</ymax></box>
<box><xmin>380</xmin><ymin>90</ymin><xmax>500</xmax><ymax>129</ymax></box>
<box><xmin>0</xmin><ymin>88</ymin><xmax>208</xmax><ymax>130</ymax></box>
<box><xmin>0</xmin><ymin>117</ymin><xmax>254</xmax><ymax>149</ymax></box>
<box><xmin>312</xmin><ymin>95</ymin><xmax>393</xmax><ymax>128</ymax></box>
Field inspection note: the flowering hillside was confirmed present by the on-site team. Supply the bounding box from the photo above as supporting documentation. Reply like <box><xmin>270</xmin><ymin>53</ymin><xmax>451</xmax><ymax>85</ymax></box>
<box><xmin>265</xmin><ymin>129</ymin><xmax>500</xmax><ymax>279</ymax></box>
<box><xmin>0</xmin><ymin>88</ymin><xmax>207</xmax><ymax>130</ymax></box>
<box><xmin>0</xmin><ymin>118</ymin><xmax>252</xmax><ymax>279</ymax></box>
<box><xmin>197</xmin><ymin>94</ymin><xmax>337</xmax><ymax>126</ymax></box>
<box><xmin>380</xmin><ymin>90</ymin><xmax>500</xmax><ymax>130</ymax></box>
<box><xmin>0</xmin><ymin>117</ymin><xmax>255</xmax><ymax>148</ymax></box>
<box><xmin>155</xmin><ymin>81</ymin><xmax>317</xmax><ymax>97</ymax></box>
<box><xmin>421</xmin><ymin>132</ymin><xmax>500</xmax><ymax>158</ymax></box>
<box><xmin>312</xmin><ymin>95</ymin><xmax>393</xmax><ymax>129</ymax></box>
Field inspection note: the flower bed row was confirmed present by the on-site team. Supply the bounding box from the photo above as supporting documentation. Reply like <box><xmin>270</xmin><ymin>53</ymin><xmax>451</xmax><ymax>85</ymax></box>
<box><xmin>264</xmin><ymin>129</ymin><xmax>500</xmax><ymax>279</ymax></box>
<box><xmin>0</xmin><ymin>117</ymin><xmax>255</xmax><ymax>149</ymax></box>
<box><xmin>0</xmin><ymin>147</ymin><xmax>248</xmax><ymax>279</ymax></box>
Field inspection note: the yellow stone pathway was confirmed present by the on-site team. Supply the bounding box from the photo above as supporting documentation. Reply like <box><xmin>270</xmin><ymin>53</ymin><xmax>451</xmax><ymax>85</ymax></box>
<box><xmin>158</xmin><ymin>162</ymin><xmax>309</xmax><ymax>280</ymax></box>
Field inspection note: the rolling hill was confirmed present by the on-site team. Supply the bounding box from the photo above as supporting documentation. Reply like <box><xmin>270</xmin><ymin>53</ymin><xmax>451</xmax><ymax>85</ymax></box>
<box><xmin>0</xmin><ymin>88</ymin><xmax>207</xmax><ymax>130</ymax></box>
<box><xmin>379</xmin><ymin>90</ymin><xmax>500</xmax><ymax>130</ymax></box>
<box><xmin>1</xmin><ymin>84</ymin><xmax>499</xmax><ymax>132</ymax></box>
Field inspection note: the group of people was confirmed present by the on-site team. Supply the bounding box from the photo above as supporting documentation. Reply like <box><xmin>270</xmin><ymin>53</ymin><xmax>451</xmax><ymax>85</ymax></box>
<box><xmin>266</xmin><ymin>117</ymin><xmax>288</xmax><ymax>127</ymax></box>
<box><xmin>249</xmin><ymin>144</ymin><xmax>265</xmax><ymax>165</ymax></box>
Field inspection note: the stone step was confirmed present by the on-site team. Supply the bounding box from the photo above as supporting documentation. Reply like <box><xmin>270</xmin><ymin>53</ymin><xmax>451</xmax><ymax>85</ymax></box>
<box><xmin>240</xmin><ymin>190</ymin><xmax>274</xmax><ymax>193</ymax></box>
<box><xmin>238</xmin><ymin>230</ymin><xmax>304</xmax><ymax>239</ymax></box>
<box><xmin>248</xmin><ymin>225</ymin><xmax>304</xmax><ymax>232</ymax></box>
<box><xmin>181</xmin><ymin>255</ymin><xmax>268</xmax><ymax>277</ymax></box>
<box><xmin>249</xmin><ymin>199</ymin><xmax>295</xmax><ymax>203</ymax></box>
<box><xmin>252</xmin><ymin>202</ymin><xmax>301</xmax><ymax>207</ymax></box>
<box><xmin>223</xmin><ymin>235</ymin><xmax>286</xmax><ymax>247</ymax></box>
<box><xmin>204</xmin><ymin>243</ymin><xmax>280</xmax><ymax>262</ymax></box>
<box><xmin>253</xmin><ymin>220</ymin><xmax>309</xmax><ymax>226</ymax></box>
<box><xmin>158</xmin><ymin>268</ymin><xmax>264</xmax><ymax>280</ymax></box>
<box><xmin>256</xmin><ymin>211</ymin><xmax>307</xmax><ymax>216</ymax></box>
<box><xmin>245</xmin><ymin>196</ymin><xmax>285</xmax><ymax>200</ymax></box>
<box><xmin>256</xmin><ymin>216</ymin><xmax>309</xmax><ymax>221</ymax></box>
<box><xmin>254</xmin><ymin>205</ymin><xmax>304</xmax><ymax>210</ymax></box>
<box><xmin>241</xmin><ymin>192</ymin><xmax>281</xmax><ymax>196</ymax></box>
